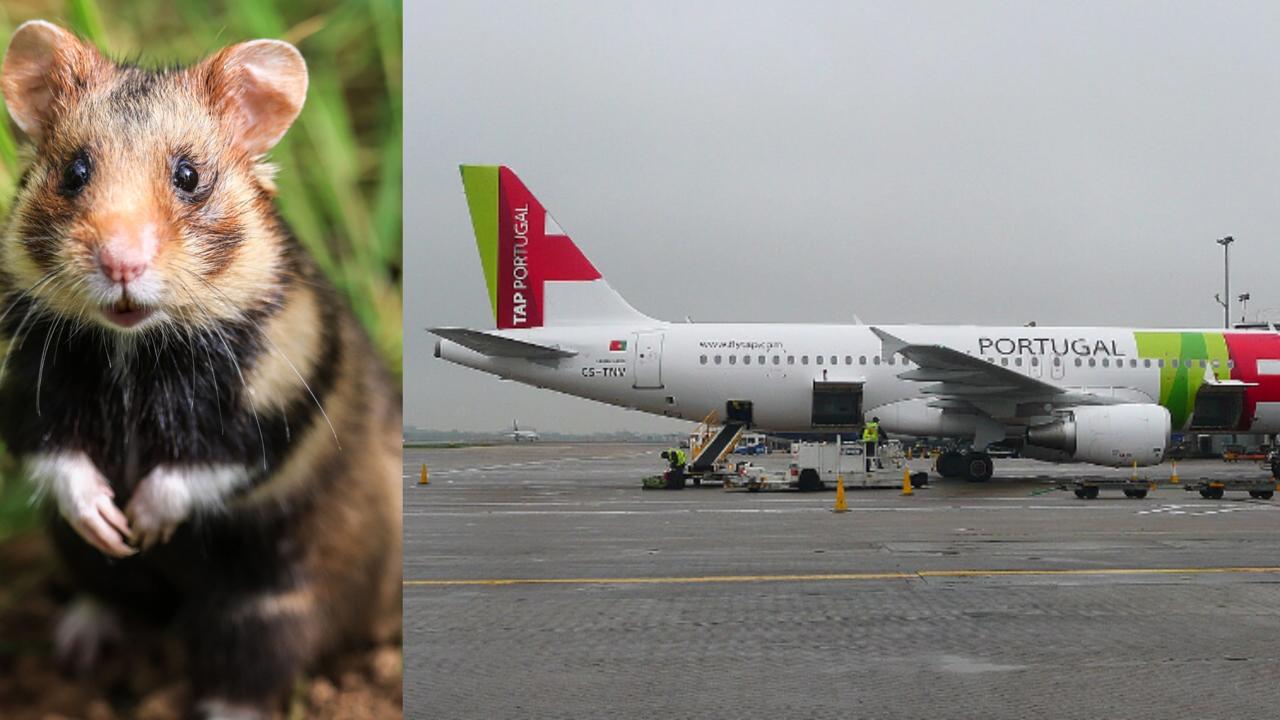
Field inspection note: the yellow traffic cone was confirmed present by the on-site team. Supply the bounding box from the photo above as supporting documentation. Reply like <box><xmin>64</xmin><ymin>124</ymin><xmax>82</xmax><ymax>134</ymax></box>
<box><xmin>833</xmin><ymin>474</ymin><xmax>848</xmax><ymax>513</ymax></box>
<box><xmin>1170</xmin><ymin>460</ymin><xmax>1179</xmax><ymax>484</ymax></box>
<box><xmin>902</xmin><ymin>467</ymin><xmax>914</xmax><ymax>496</ymax></box>
<box><xmin>419</xmin><ymin>463</ymin><xmax>429</xmax><ymax>486</ymax></box>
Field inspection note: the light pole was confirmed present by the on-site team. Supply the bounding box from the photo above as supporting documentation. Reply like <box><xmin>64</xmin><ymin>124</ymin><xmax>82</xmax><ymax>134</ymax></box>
<box><xmin>1239</xmin><ymin>292</ymin><xmax>1251</xmax><ymax>324</ymax></box>
<box><xmin>1213</xmin><ymin>236</ymin><xmax>1234</xmax><ymax>329</ymax></box>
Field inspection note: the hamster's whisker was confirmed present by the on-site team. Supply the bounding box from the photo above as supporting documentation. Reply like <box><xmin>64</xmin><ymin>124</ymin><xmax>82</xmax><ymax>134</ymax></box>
<box><xmin>180</xmin><ymin>267</ymin><xmax>339</xmax><ymax>450</ymax></box>
<box><xmin>0</xmin><ymin>270</ymin><xmax>59</xmax><ymax>329</ymax></box>
<box><xmin>36</xmin><ymin>311</ymin><xmax>69</xmax><ymax>417</ymax></box>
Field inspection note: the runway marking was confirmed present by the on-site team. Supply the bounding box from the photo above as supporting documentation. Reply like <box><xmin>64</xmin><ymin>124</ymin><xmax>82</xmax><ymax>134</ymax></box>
<box><xmin>404</xmin><ymin>565</ymin><xmax>1280</xmax><ymax>588</ymax></box>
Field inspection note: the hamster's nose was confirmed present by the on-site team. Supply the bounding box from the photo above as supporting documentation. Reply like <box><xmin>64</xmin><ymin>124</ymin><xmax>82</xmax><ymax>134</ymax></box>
<box><xmin>98</xmin><ymin>244</ymin><xmax>152</xmax><ymax>285</ymax></box>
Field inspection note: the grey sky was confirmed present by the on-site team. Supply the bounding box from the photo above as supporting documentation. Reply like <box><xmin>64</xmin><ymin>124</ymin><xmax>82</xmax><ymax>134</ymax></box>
<box><xmin>406</xmin><ymin>1</ymin><xmax>1280</xmax><ymax>433</ymax></box>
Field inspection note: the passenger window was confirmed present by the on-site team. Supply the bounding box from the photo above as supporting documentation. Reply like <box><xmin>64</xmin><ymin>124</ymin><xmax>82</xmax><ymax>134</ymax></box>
<box><xmin>1199</xmin><ymin>359</ymin><xmax>1207</xmax><ymax>368</ymax></box>
<box><xmin>1228</xmin><ymin>360</ymin><xmax>1235</xmax><ymax>369</ymax></box>
<box><xmin>1101</xmin><ymin>358</ymin><xmax>1109</xmax><ymax>368</ymax></box>
<box><xmin>1143</xmin><ymin>359</ymin><xmax>1151</xmax><ymax>368</ymax></box>
<box><xmin>772</xmin><ymin>355</ymin><xmax>780</xmax><ymax>365</ymax></box>
<box><xmin>1053</xmin><ymin>357</ymin><xmax>1061</xmax><ymax>367</ymax></box>
<box><xmin>1088</xmin><ymin>358</ymin><xmax>1096</xmax><ymax>367</ymax></box>
<box><xmin>729</xmin><ymin>355</ymin><xmax>737</xmax><ymax>365</ymax></box>
<box><xmin>816</xmin><ymin>355</ymin><xmax>824</xmax><ymax>365</ymax></box>
<box><xmin>743</xmin><ymin>355</ymin><xmax>751</xmax><ymax>365</ymax></box>
<box><xmin>1212</xmin><ymin>359</ymin><xmax>1220</xmax><ymax>369</ymax></box>
<box><xmin>1000</xmin><ymin>357</ymin><xmax>1009</xmax><ymax>366</ymax></box>
<box><xmin>859</xmin><ymin>356</ymin><xmax>867</xmax><ymax>365</ymax></box>
<box><xmin>845</xmin><ymin>355</ymin><xmax>853</xmax><ymax>365</ymax></box>
<box><xmin>759</xmin><ymin>355</ymin><xmax>766</xmax><ymax>365</ymax></box>
<box><xmin>1172</xmin><ymin>359</ymin><xmax>1179</xmax><ymax>368</ymax></box>
<box><xmin>873</xmin><ymin>356</ymin><xmax>881</xmax><ymax>366</ymax></box>
<box><xmin>1130</xmin><ymin>359</ymin><xmax>1137</xmax><ymax>368</ymax></box>
<box><xmin>1074</xmin><ymin>358</ymin><xmax>1082</xmax><ymax>367</ymax></box>
<box><xmin>887</xmin><ymin>356</ymin><xmax>895</xmax><ymax>366</ymax></box>
<box><xmin>801</xmin><ymin>356</ymin><xmax>809</xmax><ymax>365</ymax></box>
<box><xmin>714</xmin><ymin>355</ymin><xmax>722</xmax><ymax>365</ymax></box>
<box><xmin>700</xmin><ymin>355</ymin><xmax>707</xmax><ymax>365</ymax></box>
<box><xmin>1014</xmin><ymin>357</ymin><xmax>1023</xmax><ymax>367</ymax></box>
<box><xmin>1030</xmin><ymin>357</ymin><xmax>1039</xmax><ymax>367</ymax></box>
<box><xmin>831</xmin><ymin>355</ymin><xmax>838</xmax><ymax>366</ymax></box>
<box><xmin>787</xmin><ymin>355</ymin><xmax>795</xmax><ymax>365</ymax></box>
<box><xmin>1158</xmin><ymin>359</ymin><xmax>1164</xmax><ymax>368</ymax></box>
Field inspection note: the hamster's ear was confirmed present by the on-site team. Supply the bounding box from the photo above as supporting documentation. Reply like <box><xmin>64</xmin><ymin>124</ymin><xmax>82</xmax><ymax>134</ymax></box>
<box><xmin>204</xmin><ymin>39</ymin><xmax>308</xmax><ymax>156</ymax></box>
<box><xmin>1</xmin><ymin>20</ymin><xmax>103</xmax><ymax>140</ymax></box>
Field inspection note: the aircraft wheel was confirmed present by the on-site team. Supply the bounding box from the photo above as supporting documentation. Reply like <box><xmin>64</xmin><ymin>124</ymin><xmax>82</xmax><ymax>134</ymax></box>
<box><xmin>1271</xmin><ymin>460</ymin><xmax>1280</xmax><ymax>480</ymax></box>
<box><xmin>1128</xmin><ymin>489</ymin><xmax>1148</xmax><ymax>499</ymax></box>
<box><xmin>964</xmin><ymin>453</ymin><xmax>994</xmax><ymax>482</ymax></box>
<box><xmin>1073</xmin><ymin>489</ymin><xmax>1086</xmax><ymax>499</ymax></box>
<box><xmin>1082</xmin><ymin>486</ymin><xmax>1099</xmax><ymax>500</ymax></box>
<box><xmin>1249</xmin><ymin>490</ymin><xmax>1274</xmax><ymax>500</ymax></box>
<box><xmin>936</xmin><ymin>451</ymin><xmax>965</xmax><ymax>478</ymax></box>
<box><xmin>1200</xmin><ymin>487</ymin><xmax>1224</xmax><ymax>500</ymax></box>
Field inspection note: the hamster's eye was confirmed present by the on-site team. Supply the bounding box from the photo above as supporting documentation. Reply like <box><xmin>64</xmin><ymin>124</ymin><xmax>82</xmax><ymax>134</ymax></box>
<box><xmin>172</xmin><ymin>160</ymin><xmax>199</xmax><ymax>194</ymax></box>
<box><xmin>60</xmin><ymin>153</ymin><xmax>92</xmax><ymax>196</ymax></box>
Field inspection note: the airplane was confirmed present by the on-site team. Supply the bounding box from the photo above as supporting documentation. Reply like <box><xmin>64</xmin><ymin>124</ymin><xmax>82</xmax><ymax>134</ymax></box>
<box><xmin>432</xmin><ymin>165</ymin><xmax>1280</xmax><ymax>482</ymax></box>
<box><xmin>510</xmin><ymin>420</ymin><xmax>540</xmax><ymax>442</ymax></box>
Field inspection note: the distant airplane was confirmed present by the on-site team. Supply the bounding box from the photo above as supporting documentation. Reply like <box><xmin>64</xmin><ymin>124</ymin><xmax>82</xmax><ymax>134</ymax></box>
<box><xmin>433</xmin><ymin>166</ymin><xmax>1280</xmax><ymax>481</ymax></box>
<box><xmin>510</xmin><ymin>420</ymin><xmax>539</xmax><ymax>442</ymax></box>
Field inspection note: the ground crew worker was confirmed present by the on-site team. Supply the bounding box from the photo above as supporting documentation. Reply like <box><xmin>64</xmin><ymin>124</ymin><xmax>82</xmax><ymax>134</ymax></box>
<box><xmin>661</xmin><ymin>447</ymin><xmax>688</xmax><ymax>488</ymax></box>
<box><xmin>863</xmin><ymin>417</ymin><xmax>881</xmax><ymax>471</ymax></box>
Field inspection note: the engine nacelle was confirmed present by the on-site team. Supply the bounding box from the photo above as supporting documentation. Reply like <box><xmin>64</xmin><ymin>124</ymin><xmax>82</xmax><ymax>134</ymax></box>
<box><xmin>1025</xmin><ymin>404</ymin><xmax>1170</xmax><ymax>467</ymax></box>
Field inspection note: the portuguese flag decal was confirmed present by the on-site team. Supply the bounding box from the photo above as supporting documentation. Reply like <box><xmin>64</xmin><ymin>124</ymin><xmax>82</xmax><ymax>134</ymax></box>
<box><xmin>609</xmin><ymin>340</ymin><xmax>628</xmax><ymax>352</ymax></box>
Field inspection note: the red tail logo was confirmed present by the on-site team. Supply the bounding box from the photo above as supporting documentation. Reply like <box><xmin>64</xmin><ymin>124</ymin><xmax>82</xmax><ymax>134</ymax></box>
<box><xmin>496</xmin><ymin>168</ymin><xmax>601</xmax><ymax>329</ymax></box>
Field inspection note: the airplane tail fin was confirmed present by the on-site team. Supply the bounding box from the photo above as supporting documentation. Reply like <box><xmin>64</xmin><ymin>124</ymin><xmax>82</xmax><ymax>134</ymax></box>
<box><xmin>459</xmin><ymin>165</ymin><xmax>652</xmax><ymax>330</ymax></box>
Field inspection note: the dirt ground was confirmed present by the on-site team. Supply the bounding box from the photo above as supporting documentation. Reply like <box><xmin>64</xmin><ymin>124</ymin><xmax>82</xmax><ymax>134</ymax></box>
<box><xmin>0</xmin><ymin>532</ymin><xmax>402</xmax><ymax>720</ymax></box>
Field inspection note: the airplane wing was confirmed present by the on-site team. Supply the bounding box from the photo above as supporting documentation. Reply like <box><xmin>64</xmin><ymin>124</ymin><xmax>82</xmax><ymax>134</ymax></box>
<box><xmin>430</xmin><ymin>327</ymin><xmax>578</xmax><ymax>359</ymax></box>
<box><xmin>870</xmin><ymin>327</ymin><xmax>1129</xmax><ymax>416</ymax></box>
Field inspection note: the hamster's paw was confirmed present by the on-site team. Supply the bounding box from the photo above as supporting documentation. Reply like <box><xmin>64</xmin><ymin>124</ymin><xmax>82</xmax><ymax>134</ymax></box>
<box><xmin>126</xmin><ymin>469</ymin><xmax>191</xmax><ymax>550</ymax></box>
<box><xmin>54</xmin><ymin>596</ymin><xmax>123</xmax><ymax>676</ymax></box>
<box><xmin>28</xmin><ymin>452</ymin><xmax>135</xmax><ymax>557</ymax></box>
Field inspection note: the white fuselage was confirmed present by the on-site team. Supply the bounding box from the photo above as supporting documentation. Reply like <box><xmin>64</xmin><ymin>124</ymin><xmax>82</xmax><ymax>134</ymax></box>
<box><xmin>437</xmin><ymin>323</ymin><xmax>1280</xmax><ymax>439</ymax></box>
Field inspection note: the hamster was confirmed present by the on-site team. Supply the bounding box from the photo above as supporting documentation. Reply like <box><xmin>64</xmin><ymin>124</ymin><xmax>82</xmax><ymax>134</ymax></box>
<box><xmin>0</xmin><ymin>21</ymin><xmax>401</xmax><ymax>719</ymax></box>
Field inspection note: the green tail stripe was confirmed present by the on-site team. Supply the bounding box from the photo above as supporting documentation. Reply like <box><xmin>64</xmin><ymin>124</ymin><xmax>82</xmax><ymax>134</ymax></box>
<box><xmin>460</xmin><ymin>165</ymin><xmax>500</xmax><ymax>322</ymax></box>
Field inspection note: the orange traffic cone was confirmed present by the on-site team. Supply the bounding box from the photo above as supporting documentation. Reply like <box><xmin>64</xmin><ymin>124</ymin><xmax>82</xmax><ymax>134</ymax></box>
<box><xmin>833</xmin><ymin>474</ymin><xmax>848</xmax><ymax>513</ymax></box>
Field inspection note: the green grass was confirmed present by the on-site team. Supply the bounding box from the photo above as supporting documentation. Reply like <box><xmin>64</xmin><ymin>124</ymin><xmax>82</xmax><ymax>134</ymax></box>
<box><xmin>0</xmin><ymin>0</ymin><xmax>402</xmax><ymax>532</ymax></box>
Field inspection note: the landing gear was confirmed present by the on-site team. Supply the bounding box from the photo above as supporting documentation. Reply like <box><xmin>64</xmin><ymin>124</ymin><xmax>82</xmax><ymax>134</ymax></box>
<box><xmin>964</xmin><ymin>453</ymin><xmax>994</xmax><ymax>482</ymax></box>
<box><xmin>1123</xmin><ymin>488</ymin><xmax>1148</xmax><ymax>499</ymax></box>
<box><xmin>1199</xmin><ymin>487</ymin><xmax>1224</xmax><ymax>500</ymax></box>
<box><xmin>1073</xmin><ymin>486</ymin><xmax>1099</xmax><ymax>500</ymax></box>
<box><xmin>936</xmin><ymin>451</ymin><xmax>965</xmax><ymax>479</ymax></box>
<box><xmin>936</xmin><ymin>451</ymin><xmax>994</xmax><ymax>482</ymax></box>
<box><xmin>1249</xmin><ymin>490</ymin><xmax>1274</xmax><ymax>500</ymax></box>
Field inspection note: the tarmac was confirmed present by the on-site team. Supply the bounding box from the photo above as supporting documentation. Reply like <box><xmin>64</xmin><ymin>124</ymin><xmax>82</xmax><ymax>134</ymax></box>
<box><xmin>404</xmin><ymin>443</ymin><xmax>1280</xmax><ymax>719</ymax></box>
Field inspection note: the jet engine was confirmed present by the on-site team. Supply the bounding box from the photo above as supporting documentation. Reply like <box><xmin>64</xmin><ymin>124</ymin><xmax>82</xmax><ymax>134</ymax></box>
<box><xmin>1025</xmin><ymin>404</ymin><xmax>1170</xmax><ymax>467</ymax></box>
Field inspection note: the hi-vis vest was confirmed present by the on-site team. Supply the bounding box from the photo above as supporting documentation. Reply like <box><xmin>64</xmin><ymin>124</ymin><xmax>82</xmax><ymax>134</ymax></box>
<box><xmin>862</xmin><ymin>422</ymin><xmax>880</xmax><ymax>443</ymax></box>
<box><xmin>670</xmin><ymin>448</ymin><xmax>687</xmax><ymax>467</ymax></box>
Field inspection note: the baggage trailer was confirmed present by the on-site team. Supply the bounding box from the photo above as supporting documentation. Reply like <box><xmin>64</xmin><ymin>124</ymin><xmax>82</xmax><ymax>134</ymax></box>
<box><xmin>1182</xmin><ymin>478</ymin><xmax>1277</xmax><ymax>500</ymax></box>
<box><xmin>1058</xmin><ymin>476</ymin><xmax>1155</xmax><ymax>500</ymax></box>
